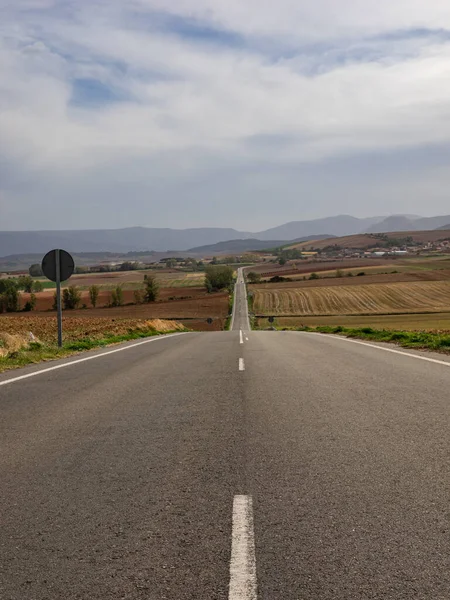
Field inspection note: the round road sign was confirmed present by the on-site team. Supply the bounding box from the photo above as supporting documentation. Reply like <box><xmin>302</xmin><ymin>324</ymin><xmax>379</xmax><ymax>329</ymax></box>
<box><xmin>42</xmin><ymin>249</ymin><xmax>75</xmax><ymax>282</ymax></box>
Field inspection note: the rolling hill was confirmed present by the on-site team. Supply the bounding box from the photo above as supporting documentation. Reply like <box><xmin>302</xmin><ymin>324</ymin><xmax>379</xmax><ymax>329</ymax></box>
<box><xmin>286</xmin><ymin>229</ymin><xmax>450</xmax><ymax>251</ymax></box>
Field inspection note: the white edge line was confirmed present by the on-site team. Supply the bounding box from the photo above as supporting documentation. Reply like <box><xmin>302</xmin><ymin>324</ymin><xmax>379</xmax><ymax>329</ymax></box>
<box><xmin>0</xmin><ymin>332</ymin><xmax>188</xmax><ymax>387</ymax></box>
<box><xmin>229</xmin><ymin>495</ymin><xmax>257</xmax><ymax>600</ymax></box>
<box><xmin>302</xmin><ymin>331</ymin><xmax>450</xmax><ymax>367</ymax></box>
<box><xmin>239</xmin><ymin>358</ymin><xmax>245</xmax><ymax>371</ymax></box>
<box><xmin>240</xmin><ymin>330</ymin><xmax>244</xmax><ymax>344</ymax></box>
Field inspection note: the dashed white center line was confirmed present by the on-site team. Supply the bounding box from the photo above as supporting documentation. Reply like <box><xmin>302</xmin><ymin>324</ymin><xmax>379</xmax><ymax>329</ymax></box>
<box><xmin>240</xmin><ymin>330</ymin><xmax>244</xmax><ymax>344</ymax></box>
<box><xmin>239</xmin><ymin>358</ymin><xmax>245</xmax><ymax>371</ymax></box>
<box><xmin>229</xmin><ymin>495</ymin><xmax>257</xmax><ymax>600</ymax></box>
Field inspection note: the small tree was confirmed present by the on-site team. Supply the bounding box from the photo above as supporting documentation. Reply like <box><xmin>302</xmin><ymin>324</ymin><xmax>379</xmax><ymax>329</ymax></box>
<box><xmin>309</xmin><ymin>272</ymin><xmax>320</xmax><ymax>280</ymax></box>
<box><xmin>205</xmin><ymin>265</ymin><xmax>234</xmax><ymax>292</ymax></box>
<box><xmin>29</xmin><ymin>263</ymin><xmax>43</xmax><ymax>277</ymax></box>
<box><xmin>23</xmin><ymin>293</ymin><xmax>37</xmax><ymax>312</ymax></box>
<box><xmin>278</xmin><ymin>256</ymin><xmax>287</xmax><ymax>266</ymax></box>
<box><xmin>335</xmin><ymin>269</ymin><xmax>343</xmax><ymax>278</ymax></box>
<box><xmin>63</xmin><ymin>286</ymin><xmax>81</xmax><ymax>310</ymax></box>
<box><xmin>247</xmin><ymin>272</ymin><xmax>261</xmax><ymax>284</ymax></box>
<box><xmin>89</xmin><ymin>285</ymin><xmax>100</xmax><ymax>308</ymax></box>
<box><xmin>0</xmin><ymin>287</ymin><xmax>20</xmax><ymax>313</ymax></box>
<box><xmin>144</xmin><ymin>275</ymin><xmax>159</xmax><ymax>302</ymax></box>
<box><xmin>111</xmin><ymin>285</ymin><xmax>124</xmax><ymax>307</ymax></box>
<box><xmin>33</xmin><ymin>280</ymin><xmax>44</xmax><ymax>293</ymax></box>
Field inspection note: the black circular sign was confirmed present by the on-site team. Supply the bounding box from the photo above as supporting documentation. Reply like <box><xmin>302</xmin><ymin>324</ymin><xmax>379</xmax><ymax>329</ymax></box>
<box><xmin>42</xmin><ymin>249</ymin><xmax>75</xmax><ymax>282</ymax></box>
<box><xmin>207</xmin><ymin>318</ymin><xmax>213</xmax><ymax>324</ymax></box>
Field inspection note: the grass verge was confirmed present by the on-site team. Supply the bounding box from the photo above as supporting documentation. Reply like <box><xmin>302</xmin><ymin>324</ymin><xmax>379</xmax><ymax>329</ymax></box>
<box><xmin>279</xmin><ymin>325</ymin><xmax>450</xmax><ymax>353</ymax></box>
<box><xmin>0</xmin><ymin>328</ymin><xmax>187</xmax><ymax>373</ymax></box>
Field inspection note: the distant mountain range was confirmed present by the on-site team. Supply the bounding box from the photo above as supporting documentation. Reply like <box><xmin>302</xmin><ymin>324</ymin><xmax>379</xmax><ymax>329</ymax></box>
<box><xmin>187</xmin><ymin>235</ymin><xmax>334</xmax><ymax>254</ymax></box>
<box><xmin>1</xmin><ymin>214</ymin><xmax>450</xmax><ymax>257</ymax></box>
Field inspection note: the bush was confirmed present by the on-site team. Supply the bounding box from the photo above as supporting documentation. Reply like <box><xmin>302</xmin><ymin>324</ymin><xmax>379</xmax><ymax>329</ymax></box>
<box><xmin>144</xmin><ymin>275</ymin><xmax>159</xmax><ymax>302</ymax></box>
<box><xmin>205</xmin><ymin>265</ymin><xmax>234</xmax><ymax>292</ymax></box>
<box><xmin>111</xmin><ymin>285</ymin><xmax>124</xmax><ymax>307</ymax></box>
<box><xmin>309</xmin><ymin>272</ymin><xmax>320</xmax><ymax>280</ymax></box>
<box><xmin>23</xmin><ymin>293</ymin><xmax>37</xmax><ymax>312</ymax></box>
<box><xmin>63</xmin><ymin>286</ymin><xmax>81</xmax><ymax>310</ymax></box>
<box><xmin>29</xmin><ymin>263</ymin><xmax>43</xmax><ymax>277</ymax></box>
<box><xmin>89</xmin><ymin>285</ymin><xmax>100</xmax><ymax>308</ymax></box>
<box><xmin>0</xmin><ymin>286</ymin><xmax>20</xmax><ymax>313</ymax></box>
<box><xmin>357</xmin><ymin>272</ymin><xmax>366</xmax><ymax>277</ymax></box>
<box><xmin>33</xmin><ymin>280</ymin><xmax>44</xmax><ymax>292</ymax></box>
<box><xmin>247</xmin><ymin>271</ymin><xmax>261</xmax><ymax>284</ymax></box>
<box><xmin>335</xmin><ymin>269</ymin><xmax>343</xmax><ymax>278</ymax></box>
<box><xmin>18</xmin><ymin>275</ymin><xmax>34</xmax><ymax>293</ymax></box>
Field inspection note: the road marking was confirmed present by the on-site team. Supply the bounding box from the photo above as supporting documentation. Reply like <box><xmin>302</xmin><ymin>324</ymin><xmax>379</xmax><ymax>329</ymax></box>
<box><xmin>239</xmin><ymin>358</ymin><xmax>245</xmax><ymax>371</ymax></box>
<box><xmin>240</xmin><ymin>330</ymin><xmax>244</xmax><ymax>344</ymax></box>
<box><xmin>304</xmin><ymin>332</ymin><xmax>450</xmax><ymax>368</ymax></box>
<box><xmin>229</xmin><ymin>495</ymin><xmax>257</xmax><ymax>600</ymax></box>
<box><xmin>0</xmin><ymin>333</ymin><xmax>188</xmax><ymax>388</ymax></box>
<box><xmin>245</xmin><ymin>336</ymin><xmax>249</xmax><ymax>342</ymax></box>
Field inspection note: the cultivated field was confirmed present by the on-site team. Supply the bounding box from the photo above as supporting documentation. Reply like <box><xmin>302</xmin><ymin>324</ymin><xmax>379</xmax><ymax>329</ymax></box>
<box><xmin>33</xmin><ymin>270</ymin><xmax>206</xmax><ymax>290</ymax></box>
<box><xmin>257</xmin><ymin>313</ymin><xmax>450</xmax><ymax>332</ymax></box>
<box><xmin>252</xmin><ymin>280</ymin><xmax>450</xmax><ymax>316</ymax></box>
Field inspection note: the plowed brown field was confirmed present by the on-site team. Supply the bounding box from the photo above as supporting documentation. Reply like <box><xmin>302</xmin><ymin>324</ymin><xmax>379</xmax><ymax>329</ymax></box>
<box><xmin>253</xmin><ymin>281</ymin><xmax>450</xmax><ymax>316</ymax></box>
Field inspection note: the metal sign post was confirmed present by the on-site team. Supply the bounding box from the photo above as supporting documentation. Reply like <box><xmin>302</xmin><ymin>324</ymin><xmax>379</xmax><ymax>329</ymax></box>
<box><xmin>41</xmin><ymin>249</ymin><xmax>75</xmax><ymax>348</ymax></box>
<box><xmin>55</xmin><ymin>249</ymin><xmax>63</xmax><ymax>347</ymax></box>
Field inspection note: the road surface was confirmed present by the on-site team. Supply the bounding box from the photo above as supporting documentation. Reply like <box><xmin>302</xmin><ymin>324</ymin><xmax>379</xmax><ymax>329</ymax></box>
<box><xmin>1</xmin><ymin>269</ymin><xmax>449</xmax><ymax>599</ymax></box>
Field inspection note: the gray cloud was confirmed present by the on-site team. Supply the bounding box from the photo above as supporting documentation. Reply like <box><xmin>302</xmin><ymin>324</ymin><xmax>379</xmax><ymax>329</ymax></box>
<box><xmin>1</xmin><ymin>1</ymin><xmax>450</xmax><ymax>230</ymax></box>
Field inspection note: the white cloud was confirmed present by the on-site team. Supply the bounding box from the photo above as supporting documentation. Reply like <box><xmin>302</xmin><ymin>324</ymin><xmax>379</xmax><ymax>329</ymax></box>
<box><xmin>1</xmin><ymin>0</ymin><xmax>450</xmax><ymax>229</ymax></box>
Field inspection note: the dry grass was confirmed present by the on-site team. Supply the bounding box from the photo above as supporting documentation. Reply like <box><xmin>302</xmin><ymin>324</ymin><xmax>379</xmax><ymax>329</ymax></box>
<box><xmin>0</xmin><ymin>316</ymin><xmax>185</xmax><ymax>344</ymax></box>
<box><xmin>0</xmin><ymin>332</ymin><xmax>34</xmax><ymax>357</ymax></box>
<box><xmin>253</xmin><ymin>280</ymin><xmax>450</xmax><ymax>316</ymax></box>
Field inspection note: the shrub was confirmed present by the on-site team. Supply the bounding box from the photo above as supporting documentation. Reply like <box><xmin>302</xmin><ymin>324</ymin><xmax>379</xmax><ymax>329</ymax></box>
<box><xmin>357</xmin><ymin>272</ymin><xmax>366</xmax><ymax>277</ymax></box>
<box><xmin>23</xmin><ymin>293</ymin><xmax>37</xmax><ymax>312</ymax></box>
<box><xmin>335</xmin><ymin>269</ymin><xmax>343</xmax><ymax>278</ymax></box>
<box><xmin>111</xmin><ymin>285</ymin><xmax>124</xmax><ymax>307</ymax></box>
<box><xmin>89</xmin><ymin>285</ymin><xmax>100</xmax><ymax>308</ymax></box>
<box><xmin>205</xmin><ymin>265</ymin><xmax>234</xmax><ymax>292</ymax></box>
<box><xmin>144</xmin><ymin>275</ymin><xmax>159</xmax><ymax>302</ymax></box>
<box><xmin>0</xmin><ymin>285</ymin><xmax>20</xmax><ymax>313</ymax></box>
<box><xmin>309</xmin><ymin>272</ymin><xmax>320</xmax><ymax>280</ymax></box>
<box><xmin>29</xmin><ymin>263</ymin><xmax>43</xmax><ymax>277</ymax></box>
<box><xmin>18</xmin><ymin>275</ymin><xmax>34</xmax><ymax>293</ymax></box>
<box><xmin>63</xmin><ymin>286</ymin><xmax>81</xmax><ymax>310</ymax></box>
<box><xmin>247</xmin><ymin>271</ymin><xmax>261</xmax><ymax>284</ymax></box>
<box><xmin>33</xmin><ymin>280</ymin><xmax>44</xmax><ymax>292</ymax></box>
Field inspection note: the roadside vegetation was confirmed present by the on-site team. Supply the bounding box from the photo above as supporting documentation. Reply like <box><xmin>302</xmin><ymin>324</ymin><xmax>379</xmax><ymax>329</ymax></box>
<box><xmin>0</xmin><ymin>318</ymin><xmax>187</xmax><ymax>373</ymax></box>
<box><xmin>279</xmin><ymin>325</ymin><xmax>450</xmax><ymax>354</ymax></box>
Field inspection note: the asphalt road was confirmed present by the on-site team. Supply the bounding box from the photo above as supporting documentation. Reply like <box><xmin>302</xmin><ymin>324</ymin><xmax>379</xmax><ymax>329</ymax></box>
<box><xmin>1</xmin><ymin>270</ymin><xmax>449</xmax><ymax>599</ymax></box>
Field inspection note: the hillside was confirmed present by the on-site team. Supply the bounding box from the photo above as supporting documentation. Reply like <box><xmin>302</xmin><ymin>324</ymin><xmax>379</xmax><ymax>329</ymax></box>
<box><xmin>287</xmin><ymin>229</ymin><xmax>450</xmax><ymax>250</ymax></box>
<box><xmin>255</xmin><ymin>215</ymin><xmax>384</xmax><ymax>240</ymax></box>
<box><xmin>187</xmin><ymin>234</ymin><xmax>335</xmax><ymax>254</ymax></box>
<box><xmin>1</xmin><ymin>214</ymin><xmax>450</xmax><ymax>257</ymax></box>
<box><xmin>366</xmin><ymin>214</ymin><xmax>450</xmax><ymax>234</ymax></box>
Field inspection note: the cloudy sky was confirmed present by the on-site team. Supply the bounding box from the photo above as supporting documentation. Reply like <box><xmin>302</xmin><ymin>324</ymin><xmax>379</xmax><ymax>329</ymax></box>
<box><xmin>1</xmin><ymin>1</ymin><xmax>450</xmax><ymax>231</ymax></box>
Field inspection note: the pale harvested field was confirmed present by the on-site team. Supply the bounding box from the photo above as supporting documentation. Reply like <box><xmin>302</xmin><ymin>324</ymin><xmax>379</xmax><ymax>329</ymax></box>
<box><xmin>253</xmin><ymin>281</ymin><xmax>450</xmax><ymax>316</ymax></box>
<box><xmin>40</xmin><ymin>271</ymin><xmax>205</xmax><ymax>289</ymax></box>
